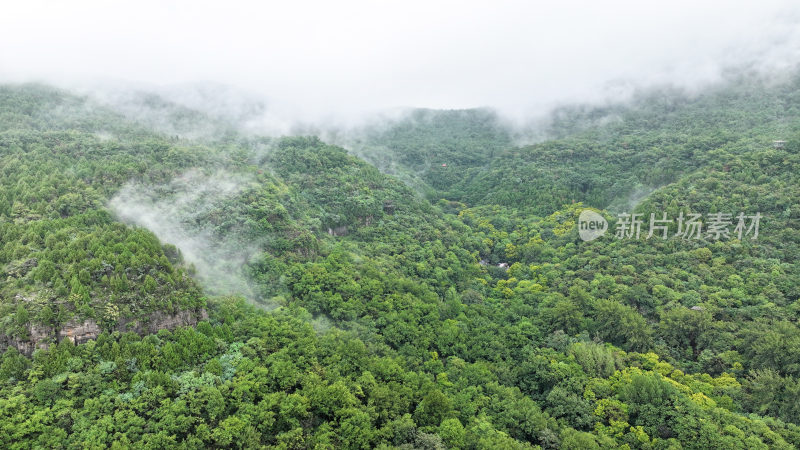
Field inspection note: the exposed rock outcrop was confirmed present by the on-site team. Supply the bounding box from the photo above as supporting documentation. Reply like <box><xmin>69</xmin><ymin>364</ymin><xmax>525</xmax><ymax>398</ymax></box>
<box><xmin>5</xmin><ymin>258</ymin><xmax>38</xmax><ymax>278</ymax></box>
<box><xmin>0</xmin><ymin>324</ymin><xmax>52</xmax><ymax>356</ymax></box>
<box><xmin>58</xmin><ymin>318</ymin><xmax>102</xmax><ymax>345</ymax></box>
<box><xmin>327</xmin><ymin>225</ymin><xmax>349</xmax><ymax>236</ymax></box>
<box><xmin>0</xmin><ymin>308</ymin><xmax>208</xmax><ymax>356</ymax></box>
<box><xmin>117</xmin><ymin>308</ymin><xmax>209</xmax><ymax>335</ymax></box>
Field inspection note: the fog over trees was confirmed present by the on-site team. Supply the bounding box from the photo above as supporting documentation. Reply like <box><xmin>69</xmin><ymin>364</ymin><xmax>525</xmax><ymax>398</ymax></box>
<box><xmin>2</xmin><ymin>2</ymin><xmax>800</xmax><ymax>449</ymax></box>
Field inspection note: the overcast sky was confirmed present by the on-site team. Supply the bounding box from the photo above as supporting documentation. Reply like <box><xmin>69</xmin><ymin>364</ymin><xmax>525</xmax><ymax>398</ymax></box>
<box><xmin>2</xmin><ymin>0</ymin><xmax>800</xmax><ymax>120</ymax></box>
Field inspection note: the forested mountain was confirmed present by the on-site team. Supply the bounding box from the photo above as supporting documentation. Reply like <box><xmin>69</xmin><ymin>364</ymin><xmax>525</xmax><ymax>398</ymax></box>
<box><xmin>1</xmin><ymin>75</ymin><xmax>800</xmax><ymax>449</ymax></box>
<box><xmin>358</xmin><ymin>74</ymin><xmax>799</xmax><ymax>214</ymax></box>
<box><xmin>344</xmin><ymin>108</ymin><xmax>514</xmax><ymax>194</ymax></box>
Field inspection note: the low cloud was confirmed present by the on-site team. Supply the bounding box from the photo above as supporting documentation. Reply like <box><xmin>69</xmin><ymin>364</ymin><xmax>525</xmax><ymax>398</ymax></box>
<box><xmin>108</xmin><ymin>170</ymin><xmax>262</xmax><ymax>302</ymax></box>
<box><xmin>2</xmin><ymin>1</ymin><xmax>799</xmax><ymax>126</ymax></box>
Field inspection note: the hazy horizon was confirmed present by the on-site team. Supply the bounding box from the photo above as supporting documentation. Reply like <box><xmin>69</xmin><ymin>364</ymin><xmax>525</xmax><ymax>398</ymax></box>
<box><xmin>3</xmin><ymin>0</ymin><xmax>800</xmax><ymax>124</ymax></box>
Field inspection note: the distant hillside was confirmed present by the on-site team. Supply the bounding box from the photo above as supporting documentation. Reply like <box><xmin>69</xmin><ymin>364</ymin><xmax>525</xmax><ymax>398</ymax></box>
<box><xmin>344</xmin><ymin>108</ymin><xmax>513</xmax><ymax>193</ymax></box>
<box><xmin>359</xmin><ymin>74</ymin><xmax>800</xmax><ymax>215</ymax></box>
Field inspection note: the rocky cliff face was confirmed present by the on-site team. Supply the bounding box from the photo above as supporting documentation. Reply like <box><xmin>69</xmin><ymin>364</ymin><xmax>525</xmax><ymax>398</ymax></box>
<box><xmin>0</xmin><ymin>308</ymin><xmax>208</xmax><ymax>356</ymax></box>
<box><xmin>116</xmin><ymin>308</ymin><xmax>209</xmax><ymax>335</ymax></box>
<box><xmin>0</xmin><ymin>324</ymin><xmax>52</xmax><ymax>356</ymax></box>
<box><xmin>58</xmin><ymin>318</ymin><xmax>102</xmax><ymax>346</ymax></box>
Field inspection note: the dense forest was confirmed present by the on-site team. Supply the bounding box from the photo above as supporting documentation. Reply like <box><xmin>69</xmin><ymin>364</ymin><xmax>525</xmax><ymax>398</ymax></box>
<box><xmin>1</xmin><ymin>73</ymin><xmax>799</xmax><ymax>449</ymax></box>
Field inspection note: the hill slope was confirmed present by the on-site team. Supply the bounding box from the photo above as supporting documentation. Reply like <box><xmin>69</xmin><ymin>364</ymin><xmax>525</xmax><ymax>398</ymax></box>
<box><xmin>0</xmin><ymin>80</ymin><xmax>799</xmax><ymax>448</ymax></box>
